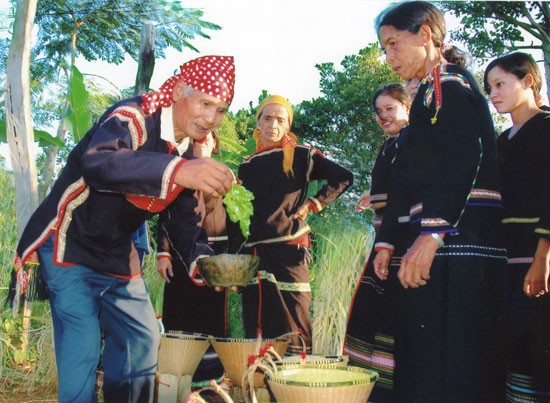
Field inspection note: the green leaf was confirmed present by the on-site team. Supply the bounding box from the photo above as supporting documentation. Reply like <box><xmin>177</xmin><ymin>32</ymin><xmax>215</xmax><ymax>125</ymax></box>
<box><xmin>219</xmin><ymin>136</ymin><xmax>246</xmax><ymax>154</ymax></box>
<box><xmin>64</xmin><ymin>65</ymin><xmax>92</xmax><ymax>142</ymax></box>
<box><xmin>0</xmin><ymin>119</ymin><xmax>6</xmax><ymax>143</ymax></box>
<box><xmin>223</xmin><ymin>184</ymin><xmax>255</xmax><ymax>238</ymax></box>
<box><xmin>0</xmin><ymin>119</ymin><xmax>64</xmax><ymax>147</ymax></box>
<box><xmin>35</xmin><ymin>129</ymin><xmax>65</xmax><ymax>148</ymax></box>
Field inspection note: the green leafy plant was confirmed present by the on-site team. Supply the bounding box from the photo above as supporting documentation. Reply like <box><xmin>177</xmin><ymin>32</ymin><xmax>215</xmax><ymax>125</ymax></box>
<box><xmin>309</xmin><ymin>214</ymin><xmax>373</xmax><ymax>355</ymax></box>
<box><xmin>1</xmin><ymin>312</ymin><xmax>32</xmax><ymax>367</ymax></box>
<box><xmin>222</xmin><ymin>184</ymin><xmax>254</xmax><ymax>238</ymax></box>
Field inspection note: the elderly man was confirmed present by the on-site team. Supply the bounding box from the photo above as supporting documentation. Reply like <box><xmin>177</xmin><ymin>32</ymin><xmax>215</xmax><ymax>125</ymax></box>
<box><xmin>229</xmin><ymin>95</ymin><xmax>353</xmax><ymax>354</ymax></box>
<box><xmin>14</xmin><ymin>55</ymin><xmax>236</xmax><ymax>403</ymax></box>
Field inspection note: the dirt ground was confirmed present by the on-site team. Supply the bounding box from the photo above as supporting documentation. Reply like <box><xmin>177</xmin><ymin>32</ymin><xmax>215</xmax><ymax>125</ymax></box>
<box><xmin>0</xmin><ymin>388</ymin><xmax>57</xmax><ymax>403</ymax></box>
<box><xmin>0</xmin><ymin>367</ymin><xmax>58</xmax><ymax>402</ymax></box>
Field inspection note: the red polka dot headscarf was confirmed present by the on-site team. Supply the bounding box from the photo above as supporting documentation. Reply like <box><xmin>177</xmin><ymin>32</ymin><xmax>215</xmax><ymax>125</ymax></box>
<box><xmin>141</xmin><ymin>55</ymin><xmax>235</xmax><ymax>115</ymax></box>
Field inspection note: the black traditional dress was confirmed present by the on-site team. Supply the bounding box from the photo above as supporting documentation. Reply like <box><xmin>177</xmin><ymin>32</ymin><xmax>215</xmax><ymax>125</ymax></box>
<box><xmin>343</xmin><ymin>127</ymin><xmax>409</xmax><ymax>400</ymax></box>
<box><xmin>498</xmin><ymin>112</ymin><xmax>550</xmax><ymax>402</ymax></box>
<box><xmin>230</xmin><ymin>144</ymin><xmax>353</xmax><ymax>354</ymax></box>
<box><xmin>378</xmin><ymin>63</ymin><xmax>508</xmax><ymax>402</ymax></box>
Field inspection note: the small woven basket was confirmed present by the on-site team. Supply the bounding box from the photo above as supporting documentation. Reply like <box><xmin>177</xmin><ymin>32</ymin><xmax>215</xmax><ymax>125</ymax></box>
<box><xmin>265</xmin><ymin>364</ymin><xmax>379</xmax><ymax>403</ymax></box>
<box><xmin>210</xmin><ymin>337</ymin><xmax>289</xmax><ymax>387</ymax></box>
<box><xmin>157</xmin><ymin>332</ymin><xmax>210</xmax><ymax>377</ymax></box>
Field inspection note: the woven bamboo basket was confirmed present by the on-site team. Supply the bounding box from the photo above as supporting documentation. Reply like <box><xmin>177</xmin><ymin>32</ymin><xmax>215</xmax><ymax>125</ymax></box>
<box><xmin>197</xmin><ymin>253</ymin><xmax>259</xmax><ymax>287</ymax></box>
<box><xmin>157</xmin><ymin>332</ymin><xmax>210</xmax><ymax>377</ymax></box>
<box><xmin>210</xmin><ymin>337</ymin><xmax>289</xmax><ymax>387</ymax></box>
<box><xmin>265</xmin><ymin>364</ymin><xmax>379</xmax><ymax>403</ymax></box>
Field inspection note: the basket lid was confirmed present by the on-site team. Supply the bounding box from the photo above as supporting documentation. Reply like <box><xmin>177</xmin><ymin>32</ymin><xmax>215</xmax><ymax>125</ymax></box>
<box><xmin>266</xmin><ymin>365</ymin><xmax>379</xmax><ymax>387</ymax></box>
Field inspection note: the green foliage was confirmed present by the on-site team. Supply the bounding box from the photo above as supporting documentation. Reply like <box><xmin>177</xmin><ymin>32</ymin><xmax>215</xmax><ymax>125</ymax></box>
<box><xmin>439</xmin><ymin>1</ymin><xmax>548</xmax><ymax>60</ymax></box>
<box><xmin>0</xmin><ymin>169</ymin><xmax>40</xmax><ymax>374</ymax></box>
<box><xmin>223</xmin><ymin>184</ymin><xmax>255</xmax><ymax>238</ymax></box>
<box><xmin>0</xmin><ymin>118</ymin><xmax>64</xmax><ymax>147</ymax></box>
<box><xmin>141</xmin><ymin>248</ymin><xmax>165</xmax><ymax>316</ymax></box>
<box><xmin>440</xmin><ymin>0</ymin><xmax>550</xmax><ymax>102</ymax></box>
<box><xmin>31</xmin><ymin>0</ymin><xmax>221</xmax><ymax>84</ymax></box>
<box><xmin>228</xmin><ymin>291</ymin><xmax>244</xmax><ymax>338</ymax></box>
<box><xmin>0</xmin><ymin>311</ymin><xmax>38</xmax><ymax>368</ymax></box>
<box><xmin>232</xmin><ymin>108</ymin><xmax>256</xmax><ymax>142</ymax></box>
<box><xmin>1</xmin><ymin>313</ymin><xmax>26</xmax><ymax>366</ymax></box>
<box><xmin>293</xmin><ymin>44</ymin><xmax>400</xmax><ymax>203</ymax></box>
<box><xmin>0</xmin><ymin>170</ymin><xmax>16</xmax><ymax>293</ymax></box>
<box><xmin>215</xmin><ymin>114</ymin><xmax>250</xmax><ymax>173</ymax></box>
<box><xmin>34</xmin><ymin>128</ymin><xmax>65</xmax><ymax>148</ymax></box>
<box><xmin>308</xmin><ymin>213</ymin><xmax>373</xmax><ymax>354</ymax></box>
<box><xmin>64</xmin><ymin>65</ymin><xmax>92</xmax><ymax>142</ymax></box>
<box><xmin>1</xmin><ymin>0</ymin><xmax>221</xmax><ymax>151</ymax></box>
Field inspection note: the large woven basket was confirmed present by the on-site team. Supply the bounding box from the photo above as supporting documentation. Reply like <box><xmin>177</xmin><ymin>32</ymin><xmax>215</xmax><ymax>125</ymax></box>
<box><xmin>210</xmin><ymin>337</ymin><xmax>289</xmax><ymax>386</ymax></box>
<box><xmin>197</xmin><ymin>253</ymin><xmax>259</xmax><ymax>287</ymax></box>
<box><xmin>157</xmin><ymin>332</ymin><xmax>210</xmax><ymax>377</ymax></box>
<box><xmin>265</xmin><ymin>364</ymin><xmax>379</xmax><ymax>403</ymax></box>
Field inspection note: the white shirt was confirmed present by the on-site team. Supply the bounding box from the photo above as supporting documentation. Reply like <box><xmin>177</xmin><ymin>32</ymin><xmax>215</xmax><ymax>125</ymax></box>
<box><xmin>160</xmin><ymin>106</ymin><xmax>190</xmax><ymax>156</ymax></box>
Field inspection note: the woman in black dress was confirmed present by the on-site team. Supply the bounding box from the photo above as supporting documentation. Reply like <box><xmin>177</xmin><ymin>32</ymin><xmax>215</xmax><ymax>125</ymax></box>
<box><xmin>374</xmin><ymin>2</ymin><xmax>507</xmax><ymax>401</ymax></box>
<box><xmin>484</xmin><ymin>51</ymin><xmax>550</xmax><ymax>403</ymax></box>
<box><xmin>343</xmin><ymin>83</ymin><xmax>411</xmax><ymax>401</ymax></box>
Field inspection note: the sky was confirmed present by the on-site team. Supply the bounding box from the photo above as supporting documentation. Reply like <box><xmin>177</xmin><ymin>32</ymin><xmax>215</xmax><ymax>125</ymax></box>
<box><xmin>77</xmin><ymin>0</ymin><xmax>394</xmax><ymax>112</ymax></box>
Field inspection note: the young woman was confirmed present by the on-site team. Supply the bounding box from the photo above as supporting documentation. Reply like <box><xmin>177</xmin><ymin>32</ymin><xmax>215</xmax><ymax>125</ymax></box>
<box><xmin>374</xmin><ymin>1</ymin><xmax>507</xmax><ymax>401</ymax></box>
<box><xmin>343</xmin><ymin>83</ymin><xmax>411</xmax><ymax>401</ymax></box>
<box><xmin>484</xmin><ymin>52</ymin><xmax>550</xmax><ymax>403</ymax></box>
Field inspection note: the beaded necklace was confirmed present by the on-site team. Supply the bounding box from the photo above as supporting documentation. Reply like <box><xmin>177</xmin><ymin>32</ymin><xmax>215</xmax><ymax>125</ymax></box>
<box><xmin>421</xmin><ymin>63</ymin><xmax>443</xmax><ymax>125</ymax></box>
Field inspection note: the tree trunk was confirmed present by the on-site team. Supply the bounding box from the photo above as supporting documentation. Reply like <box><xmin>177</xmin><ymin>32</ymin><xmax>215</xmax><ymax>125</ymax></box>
<box><xmin>134</xmin><ymin>23</ymin><xmax>156</xmax><ymax>96</ymax></box>
<box><xmin>5</xmin><ymin>0</ymin><xmax>39</xmax><ymax>239</ymax></box>
<box><xmin>5</xmin><ymin>0</ymin><xmax>39</xmax><ymax>358</ymax></box>
<box><xmin>39</xmin><ymin>108</ymin><xmax>68</xmax><ymax>200</ymax></box>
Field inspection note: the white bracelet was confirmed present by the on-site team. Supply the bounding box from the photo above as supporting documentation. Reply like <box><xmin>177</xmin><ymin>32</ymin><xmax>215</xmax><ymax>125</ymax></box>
<box><xmin>430</xmin><ymin>233</ymin><xmax>445</xmax><ymax>248</ymax></box>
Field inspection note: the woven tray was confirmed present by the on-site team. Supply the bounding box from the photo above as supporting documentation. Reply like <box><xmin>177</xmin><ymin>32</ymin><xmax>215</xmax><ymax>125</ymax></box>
<box><xmin>266</xmin><ymin>364</ymin><xmax>379</xmax><ymax>403</ymax></box>
<box><xmin>157</xmin><ymin>332</ymin><xmax>210</xmax><ymax>377</ymax></box>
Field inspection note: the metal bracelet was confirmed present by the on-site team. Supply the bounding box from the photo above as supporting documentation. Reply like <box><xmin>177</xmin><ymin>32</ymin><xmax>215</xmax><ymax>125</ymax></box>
<box><xmin>430</xmin><ymin>233</ymin><xmax>445</xmax><ymax>248</ymax></box>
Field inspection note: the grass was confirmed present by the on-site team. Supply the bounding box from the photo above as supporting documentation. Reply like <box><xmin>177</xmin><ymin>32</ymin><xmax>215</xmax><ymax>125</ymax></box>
<box><xmin>309</xmin><ymin>214</ymin><xmax>373</xmax><ymax>355</ymax></box>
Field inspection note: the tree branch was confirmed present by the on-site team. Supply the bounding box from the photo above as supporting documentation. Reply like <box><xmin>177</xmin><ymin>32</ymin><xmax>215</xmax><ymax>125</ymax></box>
<box><xmin>513</xmin><ymin>44</ymin><xmax>543</xmax><ymax>51</ymax></box>
<box><xmin>490</xmin><ymin>5</ymin><xmax>545</xmax><ymax>42</ymax></box>
<box><xmin>541</xmin><ymin>1</ymin><xmax>550</xmax><ymax>23</ymax></box>
<box><xmin>518</xmin><ymin>2</ymin><xmax>550</xmax><ymax>43</ymax></box>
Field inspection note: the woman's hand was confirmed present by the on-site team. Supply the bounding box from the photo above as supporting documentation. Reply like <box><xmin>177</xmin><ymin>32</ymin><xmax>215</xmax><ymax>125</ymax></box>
<box><xmin>290</xmin><ymin>202</ymin><xmax>310</xmax><ymax>220</ymax></box>
<box><xmin>157</xmin><ymin>258</ymin><xmax>173</xmax><ymax>283</ymax></box>
<box><xmin>398</xmin><ymin>234</ymin><xmax>442</xmax><ymax>288</ymax></box>
<box><xmin>355</xmin><ymin>191</ymin><xmax>372</xmax><ymax>212</ymax></box>
<box><xmin>524</xmin><ymin>238</ymin><xmax>550</xmax><ymax>298</ymax></box>
<box><xmin>374</xmin><ymin>249</ymin><xmax>392</xmax><ymax>280</ymax></box>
